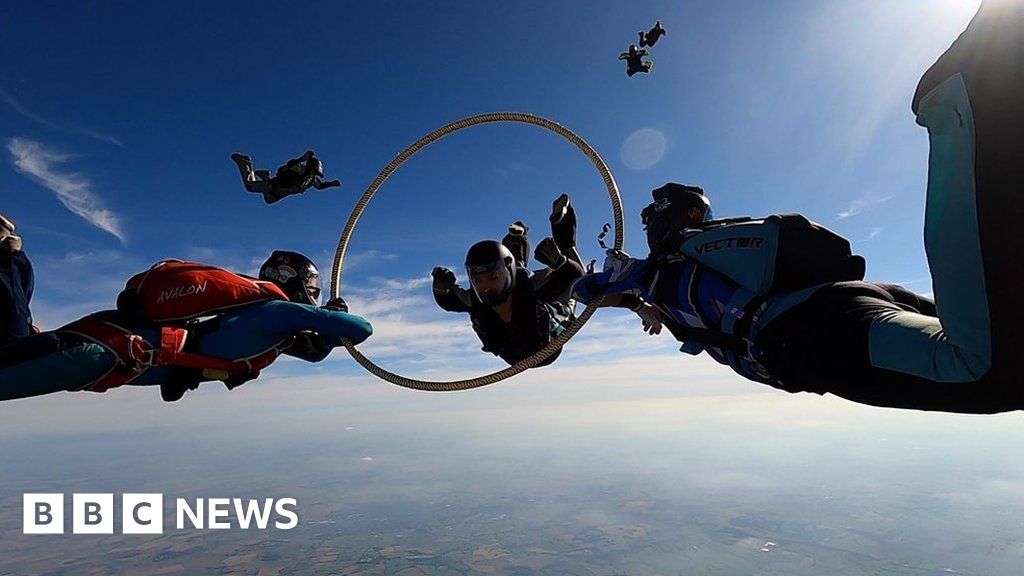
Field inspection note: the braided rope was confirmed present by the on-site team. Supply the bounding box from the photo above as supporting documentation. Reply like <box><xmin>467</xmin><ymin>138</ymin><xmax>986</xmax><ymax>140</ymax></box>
<box><xmin>331</xmin><ymin>112</ymin><xmax>623</xmax><ymax>391</ymax></box>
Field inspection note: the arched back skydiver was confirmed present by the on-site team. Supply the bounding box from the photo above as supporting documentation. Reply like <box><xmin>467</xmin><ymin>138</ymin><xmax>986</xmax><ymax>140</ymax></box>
<box><xmin>574</xmin><ymin>0</ymin><xmax>1024</xmax><ymax>414</ymax></box>
<box><xmin>619</xmin><ymin>45</ymin><xmax>653</xmax><ymax>77</ymax></box>
<box><xmin>431</xmin><ymin>194</ymin><xmax>595</xmax><ymax>367</ymax></box>
<box><xmin>0</xmin><ymin>213</ymin><xmax>34</xmax><ymax>346</ymax></box>
<box><xmin>0</xmin><ymin>250</ymin><xmax>372</xmax><ymax>403</ymax></box>
<box><xmin>231</xmin><ymin>150</ymin><xmax>342</xmax><ymax>205</ymax></box>
<box><xmin>638</xmin><ymin>20</ymin><xmax>666</xmax><ymax>48</ymax></box>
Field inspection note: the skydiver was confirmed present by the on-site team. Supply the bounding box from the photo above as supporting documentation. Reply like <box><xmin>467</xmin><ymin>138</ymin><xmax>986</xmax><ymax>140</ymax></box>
<box><xmin>619</xmin><ymin>45</ymin><xmax>653</xmax><ymax>77</ymax></box>
<box><xmin>431</xmin><ymin>194</ymin><xmax>587</xmax><ymax>367</ymax></box>
<box><xmin>231</xmin><ymin>150</ymin><xmax>342</xmax><ymax>205</ymax></box>
<box><xmin>573</xmin><ymin>0</ymin><xmax>1024</xmax><ymax>414</ymax></box>
<box><xmin>638</xmin><ymin>20</ymin><xmax>666</xmax><ymax>48</ymax></box>
<box><xmin>0</xmin><ymin>213</ymin><xmax>34</xmax><ymax>346</ymax></box>
<box><xmin>0</xmin><ymin>250</ymin><xmax>370</xmax><ymax>402</ymax></box>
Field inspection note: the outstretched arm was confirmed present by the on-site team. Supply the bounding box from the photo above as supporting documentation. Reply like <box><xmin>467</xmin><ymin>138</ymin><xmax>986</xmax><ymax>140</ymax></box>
<box><xmin>571</xmin><ymin>253</ymin><xmax>651</xmax><ymax>305</ymax></box>
<box><xmin>310</xmin><ymin>178</ymin><xmax>341</xmax><ymax>190</ymax></box>
<box><xmin>434</xmin><ymin>284</ymin><xmax>473</xmax><ymax>313</ymax></box>
<box><xmin>534</xmin><ymin>258</ymin><xmax>584</xmax><ymax>302</ymax></box>
<box><xmin>432</xmin><ymin>267</ymin><xmax>473</xmax><ymax>312</ymax></box>
<box><xmin>196</xmin><ymin>300</ymin><xmax>372</xmax><ymax>361</ymax></box>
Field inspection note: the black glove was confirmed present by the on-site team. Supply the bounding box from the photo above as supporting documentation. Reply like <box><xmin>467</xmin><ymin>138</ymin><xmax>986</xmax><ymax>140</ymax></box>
<box><xmin>534</xmin><ymin>237</ymin><xmax>566</xmax><ymax>269</ymax></box>
<box><xmin>281</xmin><ymin>331</ymin><xmax>330</xmax><ymax>362</ymax></box>
<box><xmin>432</xmin><ymin>267</ymin><xmax>457</xmax><ymax>294</ymax></box>
<box><xmin>323</xmin><ymin>296</ymin><xmax>348</xmax><ymax>313</ymax></box>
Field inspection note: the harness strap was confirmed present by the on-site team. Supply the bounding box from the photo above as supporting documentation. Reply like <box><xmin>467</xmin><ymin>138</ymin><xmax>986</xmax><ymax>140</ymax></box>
<box><xmin>59</xmin><ymin>315</ymin><xmax>285</xmax><ymax>393</ymax></box>
<box><xmin>60</xmin><ymin>316</ymin><xmax>155</xmax><ymax>392</ymax></box>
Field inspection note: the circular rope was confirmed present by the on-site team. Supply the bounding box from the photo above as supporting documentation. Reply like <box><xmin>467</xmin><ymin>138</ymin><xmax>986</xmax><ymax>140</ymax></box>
<box><xmin>331</xmin><ymin>112</ymin><xmax>623</xmax><ymax>391</ymax></box>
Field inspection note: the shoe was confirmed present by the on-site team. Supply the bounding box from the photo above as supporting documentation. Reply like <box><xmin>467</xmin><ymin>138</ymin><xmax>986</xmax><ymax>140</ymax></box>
<box><xmin>160</xmin><ymin>382</ymin><xmax>189</xmax><ymax>402</ymax></box>
<box><xmin>0</xmin><ymin>213</ymin><xmax>15</xmax><ymax>234</ymax></box>
<box><xmin>1</xmin><ymin>235</ymin><xmax>22</xmax><ymax>252</ymax></box>
<box><xmin>231</xmin><ymin>153</ymin><xmax>254</xmax><ymax>174</ymax></box>
<box><xmin>550</xmin><ymin>194</ymin><xmax>571</xmax><ymax>224</ymax></box>
<box><xmin>507</xmin><ymin>220</ymin><xmax>528</xmax><ymax>236</ymax></box>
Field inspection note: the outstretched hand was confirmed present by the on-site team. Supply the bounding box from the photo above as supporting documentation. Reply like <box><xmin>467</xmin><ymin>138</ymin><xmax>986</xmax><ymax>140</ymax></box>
<box><xmin>634</xmin><ymin>303</ymin><xmax>663</xmax><ymax>335</ymax></box>
<box><xmin>432</xmin><ymin>267</ymin><xmax>457</xmax><ymax>294</ymax></box>
<box><xmin>534</xmin><ymin>238</ymin><xmax>566</xmax><ymax>269</ymax></box>
<box><xmin>323</xmin><ymin>296</ymin><xmax>349</xmax><ymax>313</ymax></box>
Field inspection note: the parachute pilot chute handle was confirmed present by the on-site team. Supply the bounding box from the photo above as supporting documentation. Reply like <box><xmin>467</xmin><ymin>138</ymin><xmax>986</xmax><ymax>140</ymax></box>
<box><xmin>331</xmin><ymin>112</ymin><xmax>625</xmax><ymax>391</ymax></box>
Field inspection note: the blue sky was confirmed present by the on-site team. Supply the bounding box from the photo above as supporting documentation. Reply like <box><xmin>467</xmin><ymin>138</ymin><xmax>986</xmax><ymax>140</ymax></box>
<box><xmin>0</xmin><ymin>1</ymin><xmax>983</xmax><ymax>407</ymax></box>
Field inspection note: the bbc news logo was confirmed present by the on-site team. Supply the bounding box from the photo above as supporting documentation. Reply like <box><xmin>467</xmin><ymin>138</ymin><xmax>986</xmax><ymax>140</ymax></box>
<box><xmin>23</xmin><ymin>494</ymin><xmax>298</xmax><ymax>534</ymax></box>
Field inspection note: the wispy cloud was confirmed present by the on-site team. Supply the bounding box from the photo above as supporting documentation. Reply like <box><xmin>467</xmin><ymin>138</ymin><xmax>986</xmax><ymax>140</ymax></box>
<box><xmin>837</xmin><ymin>192</ymin><xmax>893</xmax><ymax>220</ymax></box>
<box><xmin>344</xmin><ymin>249</ymin><xmax>399</xmax><ymax>269</ymax></box>
<box><xmin>859</xmin><ymin>227</ymin><xmax>883</xmax><ymax>242</ymax></box>
<box><xmin>0</xmin><ymin>88</ymin><xmax>124</xmax><ymax>147</ymax></box>
<box><xmin>7</xmin><ymin>138</ymin><xmax>126</xmax><ymax>242</ymax></box>
<box><xmin>77</xmin><ymin>128</ymin><xmax>125</xmax><ymax>148</ymax></box>
<box><xmin>497</xmin><ymin>161</ymin><xmax>531</xmax><ymax>178</ymax></box>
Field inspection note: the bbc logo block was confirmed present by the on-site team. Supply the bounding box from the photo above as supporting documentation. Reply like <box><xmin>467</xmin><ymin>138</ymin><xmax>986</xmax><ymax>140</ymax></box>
<box><xmin>72</xmin><ymin>493</ymin><xmax>114</xmax><ymax>534</ymax></box>
<box><xmin>123</xmin><ymin>493</ymin><xmax>163</xmax><ymax>534</ymax></box>
<box><xmin>23</xmin><ymin>493</ymin><xmax>297</xmax><ymax>534</ymax></box>
<box><xmin>24</xmin><ymin>493</ymin><xmax>163</xmax><ymax>535</ymax></box>
<box><xmin>23</xmin><ymin>494</ymin><xmax>63</xmax><ymax>534</ymax></box>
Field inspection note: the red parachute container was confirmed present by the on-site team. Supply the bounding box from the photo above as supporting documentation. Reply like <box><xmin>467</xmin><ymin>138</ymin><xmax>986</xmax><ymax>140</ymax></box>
<box><xmin>117</xmin><ymin>259</ymin><xmax>289</xmax><ymax>322</ymax></box>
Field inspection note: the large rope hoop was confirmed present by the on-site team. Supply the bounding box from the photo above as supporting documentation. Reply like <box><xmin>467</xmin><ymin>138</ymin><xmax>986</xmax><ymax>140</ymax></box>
<box><xmin>332</xmin><ymin>112</ymin><xmax>623</xmax><ymax>391</ymax></box>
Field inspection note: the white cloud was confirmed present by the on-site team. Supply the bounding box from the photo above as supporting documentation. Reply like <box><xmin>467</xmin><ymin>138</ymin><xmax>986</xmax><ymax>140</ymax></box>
<box><xmin>497</xmin><ymin>161</ymin><xmax>531</xmax><ymax>178</ymax></box>
<box><xmin>343</xmin><ymin>249</ymin><xmax>398</xmax><ymax>270</ymax></box>
<box><xmin>0</xmin><ymin>88</ymin><xmax>124</xmax><ymax>147</ymax></box>
<box><xmin>837</xmin><ymin>192</ymin><xmax>893</xmax><ymax>220</ymax></box>
<box><xmin>858</xmin><ymin>227</ymin><xmax>883</xmax><ymax>242</ymax></box>
<box><xmin>7</xmin><ymin>138</ymin><xmax>126</xmax><ymax>242</ymax></box>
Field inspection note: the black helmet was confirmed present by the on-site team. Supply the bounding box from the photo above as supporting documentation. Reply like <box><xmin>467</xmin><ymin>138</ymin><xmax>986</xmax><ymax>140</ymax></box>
<box><xmin>465</xmin><ymin>240</ymin><xmax>516</xmax><ymax>306</ymax></box>
<box><xmin>642</xmin><ymin>183</ymin><xmax>712</xmax><ymax>255</ymax></box>
<box><xmin>307</xmin><ymin>157</ymin><xmax>325</xmax><ymax>178</ymax></box>
<box><xmin>259</xmin><ymin>250</ymin><xmax>321</xmax><ymax>305</ymax></box>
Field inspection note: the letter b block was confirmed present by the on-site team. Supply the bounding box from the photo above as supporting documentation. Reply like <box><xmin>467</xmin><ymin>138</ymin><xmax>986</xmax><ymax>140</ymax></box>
<box><xmin>23</xmin><ymin>494</ymin><xmax>64</xmax><ymax>534</ymax></box>
<box><xmin>73</xmin><ymin>493</ymin><xmax>114</xmax><ymax>534</ymax></box>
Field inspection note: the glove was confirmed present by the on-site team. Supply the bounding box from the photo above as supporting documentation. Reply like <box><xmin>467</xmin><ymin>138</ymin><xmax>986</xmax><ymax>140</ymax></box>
<box><xmin>602</xmin><ymin>248</ymin><xmax>639</xmax><ymax>283</ymax></box>
<box><xmin>281</xmin><ymin>331</ymin><xmax>330</xmax><ymax>362</ymax></box>
<box><xmin>323</xmin><ymin>296</ymin><xmax>348</xmax><ymax>312</ymax></box>
<box><xmin>534</xmin><ymin>237</ymin><xmax>566</xmax><ymax>269</ymax></box>
<box><xmin>432</xmin><ymin>267</ymin><xmax>457</xmax><ymax>294</ymax></box>
<box><xmin>634</xmin><ymin>302</ymin><xmax>663</xmax><ymax>335</ymax></box>
<box><xmin>1</xmin><ymin>235</ymin><xmax>22</xmax><ymax>252</ymax></box>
